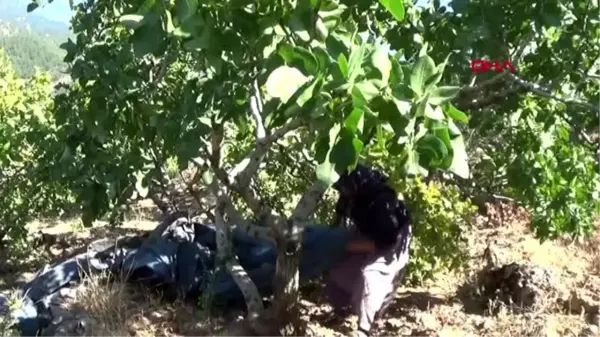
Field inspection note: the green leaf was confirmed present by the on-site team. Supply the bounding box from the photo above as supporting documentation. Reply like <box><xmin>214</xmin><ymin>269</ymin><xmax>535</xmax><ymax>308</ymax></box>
<box><xmin>26</xmin><ymin>2</ymin><xmax>39</xmax><ymax>12</ymax></box>
<box><xmin>429</xmin><ymin>86</ymin><xmax>460</xmax><ymax>105</ymax></box>
<box><xmin>405</xmin><ymin>149</ymin><xmax>428</xmax><ymax>176</ymax></box>
<box><xmin>313</xmin><ymin>47</ymin><xmax>331</xmax><ymax>72</ymax></box>
<box><xmin>331</xmin><ymin>129</ymin><xmax>364</xmax><ymax>173</ymax></box>
<box><xmin>316</xmin><ymin>160</ymin><xmax>339</xmax><ymax>187</ymax></box>
<box><xmin>373</xmin><ymin>97</ymin><xmax>409</xmax><ymax>136</ymax></box>
<box><xmin>315</xmin><ymin>18</ymin><xmax>329</xmax><ymax>41</ymax></box>
<box><xmin>426</xmin><ymin>52</ymin><xmax>452</xmax><ymax>87</ymax></box>
<box><xmin>443</xmin><ymin>103</ymin><xmax>469</xmax><ymax>123</ymax></box>
<box><xmin>344</xmin><ymin>108</ymin><xmax>365</xmax><ymax>134</ymax></box>
<box><xmin>425</xmin><ymin>104</ymin><xmax>445</xmax><ymax>120</ymax></box>
<box><xmin>132</xmin><ymin>15</ymin><xmax>167</xmax><ymax>57</ymax></box>
<box><xmin>176</xmin><ymin>0</ymin><xmax>198</xmax><ymax>23</ymax></box>
<box><xmin>348</xmin><ymin>43</ymin><xmax>368</xmax><ymax>83</ymax></box>
<box><xmin>417</xmin><ymin>134</ymin><xmax>449</xmax><ymax>166</ymax></box>
<box><xmin>59</xmin><ymin>38</ymin><xmax>77</xmax><ymax>63</ymax></box>
<box><xmin>164</xmin><ymin>10</ymin><xmax>175</xmax><ymax>34</ymax></box>
<box><xmin>172</xmin><ymin>26</ymin><xmax>192</xmax><ymax>38</ymax></box>
<box><xmin>379</xmin><ymin>0</ymin><xmax>405</xmax><ymax>22</ymax></box>
<box><xmin>410</xmin><ymin>55</ymin><xmax>436</xmax><ymax>98</ymax></box>
<box><xmin>119</xmin><ymin>14</ymin><xmax>146</xmax><ymax>30</ymax></box>
<box><xmin>371</xmin><ymin>46</ymin><xmax>392</xmax><ymax>84</ymax></box>
<box><xmin>289</xmin><ymin>13</ymin><xmax>311</xmax><ymax>42</ymax></box>
<box><xmin>296</xmin><ymin>76</ymin><xmax>323</xmax><ymax>107</ymax></box>
<box><xmin>448</xmin><ymin>136</ymin><xmax>469</xmax><ymax>178</ymax></box>
<box><xmin>266</xmin><ymin>66</ymin><xmax>310</xmax><ymax>103</ymax></box>
<box><xmin>393</xmin><ymin>98</ymin><xmax>411</xmax><ymax>116</ymax></box>
<box><xmin>390</xmin><ymin>58</ymin><xmax>404</xmax><ymax>84</ymax></box>
<box><xmin>278</xmin><ymin>45</ymin><xmax>319</xmax><ymax>75</ymax></box>
<box><xmin>338</xmin><ymin>53</ymin><xmax>349</xmax><ymax>78</ymax></box>
<box><xmin>316</xmin><ymin>124</ymin><xmax>342</xmax><ymax>186</ymax></box>
<box><xmin>353</xmin><ymin>81</ymin><xmax>380</xmax><ymax>103</ymax></box>
<box><xmin>137</xmin><ymin>0</ymin><xmax>157</xmax><ymax>14</ymax></box>
<box><xmin>184</xmin><ymin>28</ymin><xmax>211</xmax><ymax>50</ymax></box>
<box><xmin>447</xmin><ymin>119</ymin><xmax>461</xmax><ymax>136</ymax></box>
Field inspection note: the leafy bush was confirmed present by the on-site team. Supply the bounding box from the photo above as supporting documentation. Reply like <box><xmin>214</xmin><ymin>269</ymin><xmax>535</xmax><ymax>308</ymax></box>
<box><xmin>398</xmin><ymin>178</ymin><xmax>476</xmax><ymax>283</ymax></box>
<box><xmin>0</xmin><ymin>49</ymin><xmax>72</xmax><ymax>247</ymax></box>
<box><xmin>467</xmin><ymin>103</ymin><xmax>599</xmax><ymax>241</ymax></box>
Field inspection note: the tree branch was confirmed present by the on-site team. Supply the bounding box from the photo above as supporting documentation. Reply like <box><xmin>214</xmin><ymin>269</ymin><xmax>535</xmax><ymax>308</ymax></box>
<box><xmin>221</xmin><ymin>192</ymin><xmax>275</xmax><ymax>243</ymax></box>
<box><xmin>282</xmin><ymin>181</ymin><xmax>328</xmax><ymax>242</ymax></box>
<box><xmin>460</xmin><ymin>72</ymin><xmax>508</xmax><ymax>94</ymax></box>
<box><xmin>457</xmin><ymin>85</ymin><xmax>521</xmax><ymax>110</ymax></box>
<box><xmin>213</xmin><ymin>186</ymin><xmax>264</xmax><ymax>318</ymax></box>
<box><xmin>206</xmin><ymin>117</ymin><xmax>306</xmax><ymax>232</ymax></box>
<box><xmin>290</xmin><ymin>181</ymin><xmax>328</xmax><ymax>222</ymax></box>
<box><xmin>231</xmin><ymin>118</ymin><xmax>306</xmax><ymax>188</ymax></box>
<box><xmin>250</xmin><ymin>78</ymin><xmax>266</xmax><ymax>141</ymax></box>
<box><xmin>506</xmin><ymin>73</ymin><xmax>599</xmax><ymax>113</ymax></box>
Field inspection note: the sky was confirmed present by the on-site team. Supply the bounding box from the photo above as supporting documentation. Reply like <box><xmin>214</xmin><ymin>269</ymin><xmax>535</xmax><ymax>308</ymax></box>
<box><xmin>33</xmin><ymin>0</ymin><xmax>76</xmax><ymax>24</ymax></box>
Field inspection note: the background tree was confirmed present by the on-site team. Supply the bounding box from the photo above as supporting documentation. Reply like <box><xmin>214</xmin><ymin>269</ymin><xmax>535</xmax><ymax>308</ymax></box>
<box><xmin>0</xmin><ymin>49</ymin><xmax>72</xmax><ymax>247</ymax></box>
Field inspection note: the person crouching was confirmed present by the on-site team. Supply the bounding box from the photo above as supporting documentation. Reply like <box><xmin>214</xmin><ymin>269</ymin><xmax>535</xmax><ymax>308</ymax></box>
<box><xmin>325</xmin><ymin>163</ymin><xmax>412</xmax><ymax>337</ymax></box>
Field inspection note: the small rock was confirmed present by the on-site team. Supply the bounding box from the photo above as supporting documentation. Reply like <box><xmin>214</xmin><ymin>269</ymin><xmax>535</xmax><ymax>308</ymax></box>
<box><xmin>476</xmin><ymin>318</ymin><xmax>494</xmax><ymax>330</ymax></box>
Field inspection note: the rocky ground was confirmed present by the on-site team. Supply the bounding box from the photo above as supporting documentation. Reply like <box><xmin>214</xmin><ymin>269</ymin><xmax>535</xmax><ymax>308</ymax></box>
<box><xmin>1</xmin><ymin>200</ymin><xmax>598</xmax><ymax>337</ymax></box>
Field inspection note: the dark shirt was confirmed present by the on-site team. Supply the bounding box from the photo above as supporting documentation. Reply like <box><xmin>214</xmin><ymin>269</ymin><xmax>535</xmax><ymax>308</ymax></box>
<box><xmin>332</xmin><ymin>164</ymin><xmax>410</xmax><ymax>251</ymax></box>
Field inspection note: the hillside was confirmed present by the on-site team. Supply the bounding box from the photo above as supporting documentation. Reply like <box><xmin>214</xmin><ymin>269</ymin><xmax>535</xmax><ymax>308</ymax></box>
<box><xmin>0</xmin><ymin>20</ymin><xmax>68</xmax><ymax>79</ymax></box>
<box><xmin>0</xmin><ymin>0</ymin><xmax>71</xmax><ymax>80</ymax></box>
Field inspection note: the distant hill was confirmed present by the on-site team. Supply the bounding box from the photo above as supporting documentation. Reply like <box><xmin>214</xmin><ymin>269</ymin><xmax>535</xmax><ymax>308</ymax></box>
<box><xmin>0</xmin><ymin>0</ymin><xmax>72</xmax><ymax>80</ymax></box>
<box><xmin>0</xmin><ymin>20</ymin><xmax>68</xmax><ymax>79</ymax></box>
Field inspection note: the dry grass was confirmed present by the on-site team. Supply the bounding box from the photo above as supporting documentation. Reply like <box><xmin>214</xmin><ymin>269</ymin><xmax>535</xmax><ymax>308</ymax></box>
<box><xmin>57</xmin><ymin>266</ymin><xmax>222</xmax><ymax>337</ymax></box>
<box><xmin>0</xmin><ymin>289</ymin><xmax>24</xmax><ymax>337</ymax></box>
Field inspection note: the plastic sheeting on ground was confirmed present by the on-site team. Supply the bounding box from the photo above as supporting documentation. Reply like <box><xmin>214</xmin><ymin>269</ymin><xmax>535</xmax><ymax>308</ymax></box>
<box><xmin>1</xmin><ymin>214</ymin><xmax>349</xmax><ymax>336</ymax></box>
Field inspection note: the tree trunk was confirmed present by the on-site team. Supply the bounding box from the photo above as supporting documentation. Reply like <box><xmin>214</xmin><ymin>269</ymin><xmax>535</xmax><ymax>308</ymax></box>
<box><xmin>272</xmin><ymin>240</ymin><xmax>304</xmax><ymax>336</ymax></box>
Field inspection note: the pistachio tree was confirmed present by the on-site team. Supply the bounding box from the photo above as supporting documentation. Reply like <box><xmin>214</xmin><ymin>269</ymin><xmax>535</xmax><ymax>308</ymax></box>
<box><xmin>384</xmin><ymin>0</ymin><xmax>599</xmax><ymax>239</ymax></box>
<box><xmin>0</xmin><ymin>50</ymin><xmax>72</xmax><ymax>248</ymax></box>
<box><xmin>25</xmin><ymin>0</ymin><xmax>471</xmax><ymax>332</ymax></box>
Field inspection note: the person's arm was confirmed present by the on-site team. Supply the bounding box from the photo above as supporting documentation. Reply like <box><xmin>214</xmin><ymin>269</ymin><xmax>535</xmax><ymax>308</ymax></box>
<box><xmin>346</xmin><ymin>239</ymin><xmax>377</xmax><ymax>253</ymax></box>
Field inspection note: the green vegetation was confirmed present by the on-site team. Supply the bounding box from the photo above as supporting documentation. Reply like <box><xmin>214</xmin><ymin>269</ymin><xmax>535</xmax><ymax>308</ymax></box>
<box><xmin>0</xmin><ymin>21</ymin><xmax>67</xmax><ymax>79</ymax></box>
<box><xmin>2</xmin><ymin>0</ymin><xmax>598</xmax><ymax>333</ymax></box>
<box><xmin>0</xmin><ymin>50</ymin><xmax>72</xmax><ymax>248</ymax></box>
